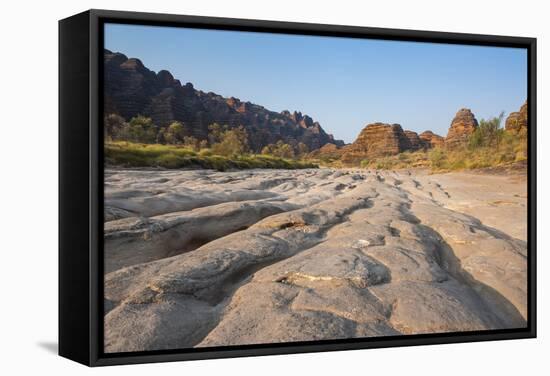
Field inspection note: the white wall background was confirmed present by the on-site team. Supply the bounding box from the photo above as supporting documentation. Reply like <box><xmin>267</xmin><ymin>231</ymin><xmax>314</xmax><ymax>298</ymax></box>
<box><xmin>0</xmin><ymin>0</ymin><xmax>546</xmax><ymax>374</ymax></box>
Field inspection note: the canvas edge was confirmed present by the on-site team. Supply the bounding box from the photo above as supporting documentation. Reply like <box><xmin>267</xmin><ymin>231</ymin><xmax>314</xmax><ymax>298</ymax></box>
<box><xmin>59</xmin><ymin>10</ymin><xmax>93</xmax><ymax>366</ymax></box>
<box><xmin>58</xmin><ymin>8</ymin><xmax>537</xmax><ymax>367</ymax></box>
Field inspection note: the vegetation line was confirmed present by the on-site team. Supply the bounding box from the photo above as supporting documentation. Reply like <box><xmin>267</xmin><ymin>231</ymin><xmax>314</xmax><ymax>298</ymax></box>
<box><xmin>105</xmin><ymin>142</ymin><xmax>317</xmax><ymax>171</ymax></box>
<box><xmin>104</xmin><ymin>112</ymin><xmax>527</xmax><ymax>172</ymax></box>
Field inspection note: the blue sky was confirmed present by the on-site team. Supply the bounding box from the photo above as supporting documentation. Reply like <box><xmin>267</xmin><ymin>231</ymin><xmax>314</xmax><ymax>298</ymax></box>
<box><xmin>105</xmin><ymin>23</ymin><xmax>527</xmax><ymax>143</ymax></box>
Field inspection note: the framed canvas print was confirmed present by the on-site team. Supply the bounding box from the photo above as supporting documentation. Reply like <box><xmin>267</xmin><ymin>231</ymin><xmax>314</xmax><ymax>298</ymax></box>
<box><xmin>59</xmin><ymin>9</ymin><xmax>537</xmax><ymax>366</ymax></box>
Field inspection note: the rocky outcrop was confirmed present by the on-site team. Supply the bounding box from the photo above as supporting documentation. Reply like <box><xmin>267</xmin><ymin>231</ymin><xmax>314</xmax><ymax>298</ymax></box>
<box><xmin>349</xmin><ymin>123</ymin><xmax>410</xmax><ymax>157</ymax></box>
<box><xmin>446</xmin><ymin>108</ymin><xmax>478</xmax><ymax>147</ymax></box>
<box><xmin>419</xmin><ymin>131</ymin><xmax>445</xmax><ymax>148</ymax></box>
<box><xmin>404</xmin><ymin>130</ymin><xmax>425</xmax><ymax>151</ymax></box>
<box><xmin>104</xmin><ymin>49</ymin><xmax>342</xmax><ymax>152</ymax></box>
<box><xmin>308</xmin><ymin>143</ymin><xmax>345</xmax><ymax>160</ymax></box>
<box><xmin>340</xmin><ymin>123</ymin><xmax>434</xmax><ymax>164</ymax></box>
<box><xmin>505</xmin><ymin>101</ymin><xmax>528</xmax><ymax>135</ymax></box>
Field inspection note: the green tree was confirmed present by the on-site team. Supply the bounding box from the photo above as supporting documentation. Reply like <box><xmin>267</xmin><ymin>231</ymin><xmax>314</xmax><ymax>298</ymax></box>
<box><xmin>262</xmin><ymin>140</ymin><xmax>295</xmax><ymax>159</ymax></box>
<box><xmin>261</xmin><ymin>144</ymin><xmax>275</xmax><ymax>155</ymax></box>
<box><xmin>275</xmin><ymin>140</ymin><xmax>295</xmax><ymax>159</ymax></box>
<box><xmin>164</xmin><ymin>121</ymin><xmax>187</xmax><ymax>144</ymax></box>
<box><xmin>207</xmin><ymin>123</ymin><xmax>225</xmax><ymax>145</ymax></box>
<box><xmin>211</xmin><ymin>126</ymin><xmax>249</xmax><ymax>156</ymax></box>
<box><xmin>183</xmin><ymin>136</ymin><xmax>199</xmax><ymax>151</ymax></box>
<box><xmin>120</xmin><ymin>115</ymin><xmax>157</xmax><ymax>143</ymax></box>
<box><xmin>469</xmin><ymin>112</ymin><xmax>505</xmax><ymax>149</ymax></box>
<box><xmin>156</xmin><ymin>127</ymin><xmax>166</xmax><ymax>144</ymax></box>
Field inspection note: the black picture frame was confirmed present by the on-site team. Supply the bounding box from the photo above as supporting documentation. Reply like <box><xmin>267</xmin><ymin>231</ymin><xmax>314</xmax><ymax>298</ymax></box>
<box><xmin>59</xmin><ymin>9</ymin><xmax>537</xmax><ymax>367</ymax></box>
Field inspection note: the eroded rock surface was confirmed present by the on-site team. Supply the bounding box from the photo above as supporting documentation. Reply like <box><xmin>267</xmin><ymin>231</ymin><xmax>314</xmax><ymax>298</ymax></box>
<box><xmin>104</xmin><ymin>168</ymin><xmax>527</xmax><ymax>352</ymax></box>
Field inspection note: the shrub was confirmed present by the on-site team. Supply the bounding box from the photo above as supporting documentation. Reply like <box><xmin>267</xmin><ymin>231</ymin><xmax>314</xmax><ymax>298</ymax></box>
<box><xmin>211</xmin><ymin>126</ymin><xmax>249</xmax><ymax>157</ymax></box>
<box><xmin>261</xmin><ymin>140</ymin><xmax>295</xmax><ymax>159</ymax></box>
<box><xmin>469</xmin><ymin>112</ymin><xmax>504</xmax><ymax>149</ymax></box>
<box><xmin>118</xmin><ymin>115</ymin><xmax>157</xmax><ymax>143</ymax></box>
<box><xmin>515</xmin><ymin>150</ymin><xmax>527</xmax><ymax>162</ymax></box>
<box><xmin>164</xmin><ymin>121</ymin><xmax>187</xmax><ymax>144</ymax></box>
<box><xmin>199</xmin><ymin>148</ymin><xmax>213</xmax><ymax>157</ymax></box>
<box><xmin>429</xmin><ymin>148</ymin><xmax>447</xmax><ymax>169</ymax></box>
<box><xmin>207</xmin><ymin>123</ymin><xmax>224</xmax><ymax>145</ymax></box>
<box><xmin>183</xmin><ymin>136</ymin><xmax>199</xmax><ymax>151</ymax></box>
<box><xmin>398</xmin><ymin>152</ymin><xmax>409</xmax><ymax>161</ymax></box>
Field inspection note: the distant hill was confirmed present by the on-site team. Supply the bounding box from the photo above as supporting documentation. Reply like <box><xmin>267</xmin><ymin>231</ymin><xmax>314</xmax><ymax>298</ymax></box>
<box><xmin>104</xmin><ymin>49</ymin><xmax>343</xmax><ymax>152</ymax></box>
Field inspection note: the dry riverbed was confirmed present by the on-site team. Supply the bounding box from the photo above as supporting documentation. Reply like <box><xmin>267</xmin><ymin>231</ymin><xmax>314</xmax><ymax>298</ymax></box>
<box><xmin>103</xmin><ymin>167</ymin><xmax>528</xmax><ymax>352</ymax></box>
